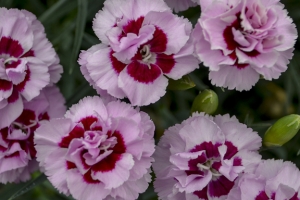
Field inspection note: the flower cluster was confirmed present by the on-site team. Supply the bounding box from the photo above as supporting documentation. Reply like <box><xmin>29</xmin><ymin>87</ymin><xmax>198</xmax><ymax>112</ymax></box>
<box><xmin>0</xmin><ymin>8</ymin><xmax>64</xmax><ymax>183</ymax></box>
<box><xmin>79</xmin><ymin>0</ymin><xmax>199</xmax><ymax>106</ymax></box>
<box><xmin>0</xmin><ymin>0</ymin><xmax>298</xmax><ymax>200</ymax></box>
<box><xmin>34</xmin><ymin>96</ymin><xmax>155</xmax><ymax>200</ymax></box>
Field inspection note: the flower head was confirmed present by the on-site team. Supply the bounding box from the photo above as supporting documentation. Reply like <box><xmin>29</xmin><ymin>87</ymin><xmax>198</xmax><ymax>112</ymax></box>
<box><xmin>153</xmin><ymin>113</ymin><xmax>262</xmax><ymax>199</ymax></box>
<box><xmin>79</xmin><ymin>0</ymin><xmax>199</xmax><ymax>106</ymax></box>
<box><xmin>192</xmin><ymin>0</ymin><xmax>297</xmax><ymax>91</ymax></box>
<box><xmin>0</xmin><ymin>8</ymin><xmax>63</xmax><ymax>129</ymax></box>
<box><xmin>227</xmin><ymin>159</ymin><xmax>300</xmax><ymax>200</ymax></box>
<box><xmin>0</xmin><ymin>86</ymin><xmax>65</xmax><ymax>183</ymax></box>
<box><xmin>34</xmin><ymin>96</ymin><xmax>155</xmax><ymax>200</ymax></box>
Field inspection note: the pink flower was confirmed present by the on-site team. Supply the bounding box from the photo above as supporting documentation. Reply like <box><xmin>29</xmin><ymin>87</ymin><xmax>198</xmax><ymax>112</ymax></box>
<box><xmin>0</xmin><ymin>8</ymin><xmax>63</xmax><ymax>129</ymax></box>
<box><xmin>153</xmin><ymin>112</ymin><xmax>262</xmax><ymax>199</ymax></box>
<box><xmin>164</xmin><ymin>0</ymin><xmax>198</xmax><ymax>12</ymax></box>
<box><xmin>227</xmin><ymin>159</ymin><xmax>300</xmax><ymax>200</ymax></box>
<box><xmin>79</xmin><ymin>0</ymin><xmax>199</xmax><ymax>106</ymax></box>
<box><xmin>192</xmin><ymin>0</ymin><xmax>297</xmax><ymax>91</ymax></box>
<box><xmin>34</xmin><ymin>96</ymin><xmax>155</xmax><ymax>200</ymax></box>
<box><xmin>0</xmin><ymin>86</ymin><xmax>65</xmax><ymax>183</ymax></box>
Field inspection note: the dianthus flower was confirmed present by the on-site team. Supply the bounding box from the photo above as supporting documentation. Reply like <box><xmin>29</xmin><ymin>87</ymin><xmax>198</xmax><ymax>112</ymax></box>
<box><xmin>164</xmin><ymin>0</ymin><xmax>198</xmax><ymax>12</ymax></box>
<box><xmin>153</xmin><ymin>113</ymin><xmax>262</xmax><ymax>199</ymax></box>
<box><xmin>192</xmin><ymin>0</ymin><xmax>297</xmax><ymax>91</ymax></box>
<box><xmin>227</xmin><ymin>159</ymin><xmax>300</xmax><ymax>200</ymax></box>
<box><xmin>79</xmin><ymin>0</ymin><xmax>199</xmax><ymax>106</ymax></box>
<box><xmin>0</xmin><ymin>8</ymin><xmax>63</xmax><ymax>129</ymax></box>
<box><xmin>34</xmin><ymin>96</ymin><xmax>155</xmax><ymax>200</ymax></box>
<box><xmin>0</xmin><ymin>86</ymin><xmax>65</xmax><ymax>183</ymax></box>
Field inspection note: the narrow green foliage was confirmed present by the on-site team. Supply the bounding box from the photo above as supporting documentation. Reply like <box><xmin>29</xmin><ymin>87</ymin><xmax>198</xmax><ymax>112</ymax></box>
<box><xmin>264</xmin><ymin>114</ymin><xmax>300</xmax><ymax>147</ymax></box>
<box><xmin>8</xmin><ymin>174</ymin><xmax>47</xmax><ymax>200</ymax></box>
<box><xmin>167</xmin><ymin>75</ymin><xmax>195</xmax><ymax>90</ymax></box>
<box><xmin>290</xmin><ymin>63</ymin><xmax>300</xmax><ymax>113</ymax></box>
<box><xmin>191</xmin><ymin>89</ymin><xmax>218</xmax><ymax>115</ymax></box>
<box><xmin>69</xmin><ymin>0</ymin><xmax>88</xmax><ymax>74</ymax></box>
<box><xmin>38</xmin><ymin>0</ymin><xmax>68</xmax><ymax>23</ymax></box>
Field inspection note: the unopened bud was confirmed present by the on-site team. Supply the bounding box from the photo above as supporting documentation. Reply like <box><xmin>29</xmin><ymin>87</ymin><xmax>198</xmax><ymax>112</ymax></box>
<box><xmin>191</xmin><ymin>89</ymin><xmax>218</xmax><ymax>115</ymax></box>
<box><xmin>264</xmin><ymin>114</ymin><xmax>300</xmax><ymax>147</ymax></box>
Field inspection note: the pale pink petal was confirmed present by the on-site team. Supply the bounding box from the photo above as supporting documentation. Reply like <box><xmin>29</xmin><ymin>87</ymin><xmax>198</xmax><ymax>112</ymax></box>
<box><xmin>110</xmin><ymin>173</ymin><xmax>151</xmax><ymax>199</ymax></box>
<box><xmin>0</xmin><ymin>93</ymin><xmax>22</xmax><ymax>129</ymax></box>
<box><xmin>143</xmin><ymin>11</ymin><xmax>190</xmax><ymax>54</ymax></box>
<box><xmin>67</xmin><ymin>169</ymin><xmax>110</xmax><ymax>200</ymax></box>
<box><xmin>178</xmin><ymin>116</ymin><xmax>224</xmax><ymax>151</ymax></box>
<box><xmin>41</xmin><ymin>86</ymin><xmax>66</xmax><ymax>118</ymax></box>
<box><xmin>164</xmin><ymin>38</ymin><xmax>200</xmax><ymax>80</ymax></box>
<box><xmin>19</xmin><ymin>58</ymin><xmax>50</xmax><ymax>101</ymax></box>
<box><xmin>118</xmin><ymin>63</ymin><xmax>168</xmax><ymax>106</ymax></box>
<box><xmin>82</xmin><ymin>45</ymin><xmax>126</xmax><ymax>98</ymax></box>
<box><xmin>209</xmin><ymin>65</ymin><xmax>260</xmax><ymax>91</ymax></box>
<box><xmin>65</xmin><ymin>96</ymin><xmax>108</xmax><ymax>123</ymax></box>
<box><xmin>106</xmin><ymin>100</ymin><xmax>141</xmax><ymax>123</ymax></box>
<box><xmin>93</xmin><ymin>153</ymin><xmax>134</xmax><ymax>189</ymax></box>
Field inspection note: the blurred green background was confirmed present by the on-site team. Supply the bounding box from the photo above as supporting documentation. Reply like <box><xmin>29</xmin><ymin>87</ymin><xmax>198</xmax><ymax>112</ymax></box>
<box><xmin>0</xmin><ymin>0</ymin><xmax>299</xmax><ymax>199</ymax></box>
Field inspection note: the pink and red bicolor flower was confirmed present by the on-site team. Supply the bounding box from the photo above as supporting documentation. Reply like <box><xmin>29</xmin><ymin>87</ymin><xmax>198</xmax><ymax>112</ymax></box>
<box><xmin>0</xmin><ymin>8</ymin><xmax>63</xmax><ymax>129</ymax></box>
<box><xmin>79</xmin><ymin>0</ymin><xmax>199</xmax><ymax>106</ymax></box>
<box><xmin>227</xmin><ymin>159</ymin><xmax>300</xmax><ymax>200</ymax></box>
<box><xmin>0</xmin><ymin>86</ymin><xmax>65</xmax><ymax>183</ymax></box>
<box><xmin>153</xmin><ymin>112</ymin><xmax>262</xmax><ymax>200</ymax></box>
<box><xmin>34</xmin><ymin>96</ymin><xmax>155</xmax><ymax>200</ymax></box>
<box><xmin>192</xmin><ymin>0</ymin><xmax>297</xmax><ymax>91</ymax></box>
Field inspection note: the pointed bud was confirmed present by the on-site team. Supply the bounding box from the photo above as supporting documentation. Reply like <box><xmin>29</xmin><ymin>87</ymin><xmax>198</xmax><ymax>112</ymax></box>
<box><xmin>191</xmin><ymin>89</ymin><xmax>218</xmax><ymax>115</ymax></box>
<box><xmin>264</xmin><ymin>114</ymin><xmax>300</xmax><ymax>147</ymax></box>
<box><xmin>167</xmin><ymin>75</ymin><xmax>195</xmax><ymax>90</ymax></box>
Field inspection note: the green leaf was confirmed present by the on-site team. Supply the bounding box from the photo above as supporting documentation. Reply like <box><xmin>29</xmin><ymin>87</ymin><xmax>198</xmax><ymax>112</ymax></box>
<box><xmin>69</xmin><ymin>0</ymin><xmax>88</xmax><ymax>74</ymax></box>
<box><xmin>38</xmin><ymin>0</ymin><xmax>68</xmax><ymax>23</ymax></box>
<box><xmin>83</xmin><ymin>33</ymin><xmax>99</xmax><ymax>46</ymax></box>
<box><xmin>167</xmin><ymin>75</ymin><xmax>195</xmax><ymax>90</ymax></box>
<box><xmin>52</xmin><ymin>22</ymin><xmax>76</xmax><ymax>45</ymax></box>
<box><xmin>7</xmin><ymin>174</ymin><xmax>47</xmax><ymax>200</ymax></box>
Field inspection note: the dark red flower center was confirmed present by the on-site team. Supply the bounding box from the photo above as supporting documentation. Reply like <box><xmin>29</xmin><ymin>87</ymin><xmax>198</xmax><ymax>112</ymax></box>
<box><xmin>110</xmin><ymin>16</ymin><xmax>176</xmax><ymax>83</ymax></box>
<box><xmin>60</xmin><ymin>116</ymin><xmax>127</xmax><ymax>184</ymax></box>
<box><xmin>0</xmin><ymin>36</ymin><xmax>35</xmax><ymax>96</ymax></box>
<box><xmin>183</xmin><ymin>141</ymin><xmax>241</xmax><ymax>199</ymax></box>
<box><xmin>223</xmin><ymin>12</ymin><xmax>260</xmax><ymax>69</ymax></box>
<box><xmin>0</xmin><ymin>109</ymin><xmax>47</xmax><ymax>159</ymax></box>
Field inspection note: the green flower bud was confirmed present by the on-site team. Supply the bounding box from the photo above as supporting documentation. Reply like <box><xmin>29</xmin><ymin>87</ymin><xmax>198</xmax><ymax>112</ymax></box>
<box><xmin>167</xmin><ymin>75</ymin><xmax>195</xmax><ymax>90</ymax></box>
<box><xmin>263</xmin><ymin>114</ymin><xmax>300</xmax><ymax>147</ymax></box>
<box><xmin>191</xmin><ymin>89</ymin><xmax>218</xmax><ymax>115</ymax></box>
